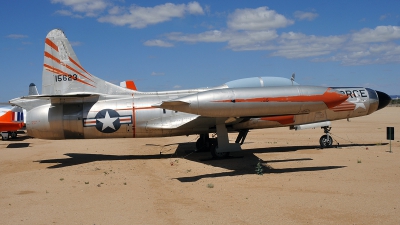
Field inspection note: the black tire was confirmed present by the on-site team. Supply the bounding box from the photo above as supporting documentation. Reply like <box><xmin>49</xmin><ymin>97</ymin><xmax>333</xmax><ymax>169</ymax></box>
<box><xmin>10</xmin><ymin>132</ymin><xmax>17</xmax><ymax>139</ymax></box>
<box><xmin>319</xmin><ymin>134</ymin><xmax>333</xmax><ymax>148</ymax></box>
<box><xmin>210</xmin><ymin>139</ymin><xmax>229</xmax><ymax>159</ymax></box>
<box><xmin>196</xmin><ymin>137</ymin><xmax>208</xmax><ymax>152</ymax></box>
<box><xmin>1</xmin><ymin>134</ymin><xmax>8</xmax><ymax>141</ymax></box>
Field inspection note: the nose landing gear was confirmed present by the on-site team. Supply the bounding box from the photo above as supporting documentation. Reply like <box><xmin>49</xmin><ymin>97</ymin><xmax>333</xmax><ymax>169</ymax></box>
<box><xmin>320</xmin><ymin>126</ymin><xmax>333</xmax><ymax>148</ymax></box>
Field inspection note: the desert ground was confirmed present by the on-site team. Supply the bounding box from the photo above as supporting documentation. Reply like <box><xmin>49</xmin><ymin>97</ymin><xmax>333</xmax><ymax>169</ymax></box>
<box><xmin>0</xmin><ymin>107</ymin><xmax>399</xmax><ymax>225</ymax></box>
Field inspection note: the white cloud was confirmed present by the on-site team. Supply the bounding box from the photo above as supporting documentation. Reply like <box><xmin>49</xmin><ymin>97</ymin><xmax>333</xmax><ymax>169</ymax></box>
<box><xmin>52</xmin><ymin>1</ymin><xmax>204</xmax><ymax>27</ymax></box>
<box><xmin>187</xmin><ymin>1</ymin><xmax>204</xmax><ymax>15</ymax></box>
<box><xmin>173</xmin><ymin>85</ymin><xmax>182</xmax><ymax>89</ymax></box>
<box><xmin>108</xmin><ymin>6</ymin><xmax>124</xmax><ymax>15</ymax></box>
<box><xmin>293</xmin><ymin>11</ymin><xmax>318</xmax><ymax>21</ymax></box>
<box><xmin>269</xmin><ymin>33</ymin><xmax>346</xmax><ymax>58</ymax></box>
<box><xmin>98</xmin><ymin>2</ymin><xmax>204</xmax><ymax>28</ymax></box>
<box><xmin>151</xmin><ymin>72</ymin><xmax>165</xmax><ymax>76</ymax></box>
<box><xmin>54</xmin><ymin>9</ymin><xmax>84</xmax><ymax>18</ymax></box>
<box><xmin>51</xmin><ymin>2</ymin><xmax>400</xmax><ymax>65</ymax></box>
<box><xmin>315</xmin><ymin>42</ymin><xmax>400</xmax><ymax>66</ymax></box>
<box><xmin>227</xmin><ymin>7</ymin><xmax>294</xmax><ymax>31</ymax></box>
<box><xmin>379</xmin><ymin>14</ymin><xmax>390</xmax><ymax>21</ymax></box>
<box><xmin>144</xmin><ymin>40</ymin><xmax>174</xmax><ymax>47</ymax></box>
<box><xmin>228</xmin><ymin>30</ymin><xmax>278</xmax><ymax>50</ymax></box>
<box><xmin>167</xmin><ymin>30</ymin><xmax>230</xmax><ymax>43</ymax></box>
<box><xmin>352</xmin><ymin>26</ymin><xmax>400</xmax><ymax>43</ymax></box>
<box><xmin>6</xmin><ymin>34</ymin><xmax>28</xmax><ymax>39</ymax></box>
<box><xmin>51</xmin><ymin>0</ymin><xmax>109</xmax><ymax>17</ymax></box>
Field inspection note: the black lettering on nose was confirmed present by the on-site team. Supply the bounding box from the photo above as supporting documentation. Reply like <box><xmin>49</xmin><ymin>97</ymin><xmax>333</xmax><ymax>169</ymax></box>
<box><xmin>345</xmin><ymin>90</ymin><xmax>354</xmax><ymax>98</ymax></box>
<box><xmin>360</xmin><ymin>89</ymin><xmax>367</xmax><ymax>97</ymax></box>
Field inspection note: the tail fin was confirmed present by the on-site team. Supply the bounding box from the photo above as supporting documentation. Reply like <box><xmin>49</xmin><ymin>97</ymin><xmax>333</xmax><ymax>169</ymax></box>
<box><xmin>42</xmin><ymin>29</ymin><xmax>133</xmax><ymax>95</ymax></box>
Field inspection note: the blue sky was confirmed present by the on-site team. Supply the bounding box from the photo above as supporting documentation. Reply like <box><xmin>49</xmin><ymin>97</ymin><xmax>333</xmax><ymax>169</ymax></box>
<box><xmin>1</xmin><ymin>0</ymin><xmax>400</xmax><ymax>102</ymax></box>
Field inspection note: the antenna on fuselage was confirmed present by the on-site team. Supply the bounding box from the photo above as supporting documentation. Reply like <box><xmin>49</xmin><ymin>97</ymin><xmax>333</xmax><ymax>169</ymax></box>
<box><xmin>291</xmin><ymin>73</ymin><xmax>295</xmax><ymax>85</ymax></box>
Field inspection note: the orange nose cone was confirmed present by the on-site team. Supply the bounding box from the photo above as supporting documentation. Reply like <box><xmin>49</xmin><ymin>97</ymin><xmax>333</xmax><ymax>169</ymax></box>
<box><xmin>323</xmin><ymin>88</ymin><xmax>348</xmax><ymax>109</ymax></box>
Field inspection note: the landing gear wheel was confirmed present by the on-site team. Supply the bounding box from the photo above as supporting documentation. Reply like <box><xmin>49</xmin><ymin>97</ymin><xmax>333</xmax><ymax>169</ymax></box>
<box><xmin>319</xmin><ymin>134</ymin><xmax>333</xmax><ymax>148</ymax></box>
<box><xmin>210</xmin><ymin>139</ymin><xmax>229</xmax><ymax>159</ymax></box>
<box><xmin>1</xmin><ymin>134</ymin><xmax>9</xmax><ymax>141</ymax></box>
<box><xmin>10</xmin><ymin>132</ymin><xmax>17</xmax><ymax>139</ymax></box>
<box><xmin>196</xmin><ymin>137</ymin><xmax>208</xmax><ymax>152</ymax></box>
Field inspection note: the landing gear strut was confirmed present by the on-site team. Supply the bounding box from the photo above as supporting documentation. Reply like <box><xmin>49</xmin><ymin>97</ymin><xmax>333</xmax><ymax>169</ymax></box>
<box><xmin>320</xmin><ymin>126</ymin><xmax>333</xmax><ymax>148</ymax></box>
<box><xmin>196</xmin><ymin>127</ymin><xmax>249</xmax><ymax>159</ymax></box>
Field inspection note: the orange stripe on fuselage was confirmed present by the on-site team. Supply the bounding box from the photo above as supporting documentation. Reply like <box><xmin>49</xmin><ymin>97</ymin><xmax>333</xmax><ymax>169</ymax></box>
<box><xmin>45</xmin><ymin>38</ymin><xmax>58</xmax><ymax>51</ymax></box>
<box><xmin>134</xmin><ymin>106</ymin><xmax>156</xmax><ymax>110</ymax></box>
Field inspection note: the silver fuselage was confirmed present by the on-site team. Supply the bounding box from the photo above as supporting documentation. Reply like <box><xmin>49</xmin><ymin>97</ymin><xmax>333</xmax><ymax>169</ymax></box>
<box><xmin>24</xmin><ymin>86</ymin><xmax>381</xmax><ymax>139</ymax></box>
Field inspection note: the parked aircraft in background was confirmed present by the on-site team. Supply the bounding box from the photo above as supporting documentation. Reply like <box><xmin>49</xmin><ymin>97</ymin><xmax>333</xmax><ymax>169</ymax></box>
<box><xmin>10</xmin><ymin>29</ymin><xmax>391</xmax><ymax>158</ymax></box>
<box><xmin>0</xmin><ymin>105</ymin><xmax>24</xmax><ymax>140</ymax></box>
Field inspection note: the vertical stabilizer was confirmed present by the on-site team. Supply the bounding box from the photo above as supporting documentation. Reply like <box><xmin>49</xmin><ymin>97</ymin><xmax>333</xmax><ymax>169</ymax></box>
<box><xmin>42</xmin><ymin>29</ymin><xmax>133</xmax><ymax>95</ymax></box>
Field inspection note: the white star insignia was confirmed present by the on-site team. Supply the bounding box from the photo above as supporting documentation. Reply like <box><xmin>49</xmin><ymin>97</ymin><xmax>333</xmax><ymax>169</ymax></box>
<box><xmin>97</xmin><ymin>111</ymin><xmax>117</xmax><ymax>131</ymax></box>
<box><xmin>349</xmin><ymin>97</ymin><xmax>366</xmax><ymax>110</ymax></box>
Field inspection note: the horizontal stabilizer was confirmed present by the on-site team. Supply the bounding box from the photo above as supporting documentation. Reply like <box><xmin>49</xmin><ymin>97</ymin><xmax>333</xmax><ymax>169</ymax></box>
<box><xmin>19</xmin><ymin>92</ymin><xmax>100</xmax><ymax>100</ymax></box>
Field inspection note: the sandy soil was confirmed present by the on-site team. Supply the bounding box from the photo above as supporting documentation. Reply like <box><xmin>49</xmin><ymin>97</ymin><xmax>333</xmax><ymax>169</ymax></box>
<box><xmin>0</xmin><ymin>107</ymin><xmax>399</xmax><ymax>225</ymax></box>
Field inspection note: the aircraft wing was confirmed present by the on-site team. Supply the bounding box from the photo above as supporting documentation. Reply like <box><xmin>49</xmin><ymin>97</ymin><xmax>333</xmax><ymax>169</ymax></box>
<box><xmin>145</xmin><ymin>114</ymin><xmax>200</xmax><ymax>129</ymax></box>
<box><xmin>9</xmin><ymin>93</ymin><xmax>101</xmax><ymax>110</ymax></box>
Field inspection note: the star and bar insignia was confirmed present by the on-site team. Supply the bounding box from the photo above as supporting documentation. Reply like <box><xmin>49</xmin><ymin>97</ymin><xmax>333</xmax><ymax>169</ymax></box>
<box><xmin>83</xmin><ymin>109</ymin><xmax>132</xmax><ymax>133</ymax></box>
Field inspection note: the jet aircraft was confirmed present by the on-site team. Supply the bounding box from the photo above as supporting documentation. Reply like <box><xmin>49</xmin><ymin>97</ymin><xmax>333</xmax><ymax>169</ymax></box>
<box><xmin>10</xmin><ymin>29</ymin><xmax>391</xmax><ymax>158</ymax></box>
<box><xmin>0</xmin><ymin>105</ymin><xmax>24</xmax><ymax>140</ymax></box>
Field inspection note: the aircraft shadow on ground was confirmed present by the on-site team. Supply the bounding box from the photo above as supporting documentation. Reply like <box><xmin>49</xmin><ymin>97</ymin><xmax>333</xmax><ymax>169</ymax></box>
<box><xmin>38</xmin><ymin>142</ymin><xmax>397</xmax><ymax>181</ymax></box>
<box><xmin>6</xmin><ymin>143</ymin><xmax>30</xmax><ymax>148</ymax></box>
<box><xmin>173</xmin><ymin>142</ymin><xmax>347</xmax><ymax>182</ymax></box>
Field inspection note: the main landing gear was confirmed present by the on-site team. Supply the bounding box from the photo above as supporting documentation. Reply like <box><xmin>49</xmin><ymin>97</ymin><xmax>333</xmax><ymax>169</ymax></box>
<box><xmin>196</xmin><ymin>122</ymin><xmax>249</xmax><ymax>159</ymax></box>
<box><xmin>319</xmin><ymin>126</ymin><xmax>333</xmax><ymax>148</ymax></box>
<box><xmin>1</xmin><ymin>131</ymin><xmax>18</xmax><ymax>141</ymax></box>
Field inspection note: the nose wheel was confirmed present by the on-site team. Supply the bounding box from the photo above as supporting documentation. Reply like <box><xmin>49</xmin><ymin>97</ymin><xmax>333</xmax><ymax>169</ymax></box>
<box><xmin>320</xmin><ymin>126</ymin><xmax>333</xmax><ymax>148</ymax></box>
<box><xmin>319</xmin><ymin>134</ymin><xmax>333</xmax><ymax>148</ymax></box>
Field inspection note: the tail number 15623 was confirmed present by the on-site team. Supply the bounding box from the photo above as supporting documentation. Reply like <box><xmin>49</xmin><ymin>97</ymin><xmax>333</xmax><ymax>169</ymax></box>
<box><xmin>55</xmin><ymin>74</ymin><xmax>78</xmax><ymax>82</ymax></box>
